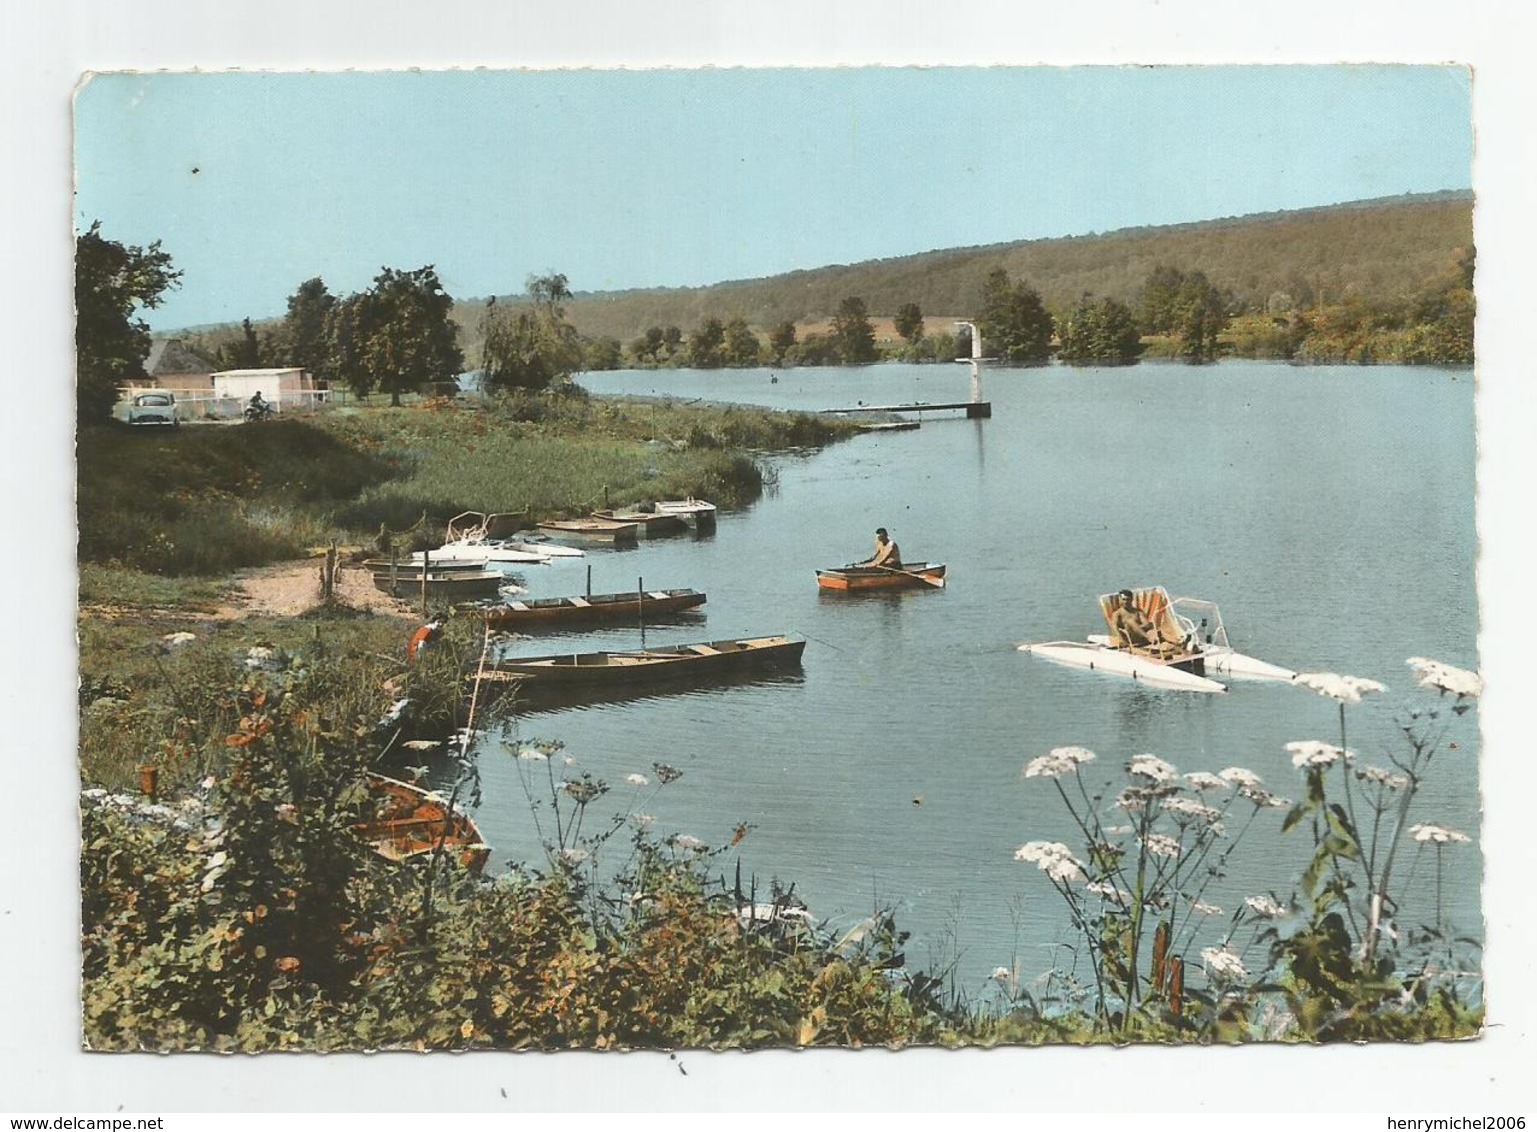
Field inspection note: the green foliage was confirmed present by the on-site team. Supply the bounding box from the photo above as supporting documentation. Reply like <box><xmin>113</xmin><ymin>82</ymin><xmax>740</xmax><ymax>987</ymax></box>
<box><xmin>481</xmin><ymin>274</ymin><xmax>582</xmax><ymax>392</ymax></box>
<box><xmin>977</xmin><ymin>269</ymin><xmax>1053</xmax><ymax>364</ymax></box>
<box><xmin>1138</xmin><ymin>266</ymin><xmax>1231</xmax><ymax>363</ymax></box>
<box><xmin>278</xmin><ymin>278</ymin><xmax>337</xmax><ymax>375</ymax></box>
<box><xmin>75</xmin><ymin>221</ymin><xmax>182</xmax><ymax>424</ymax></box>
<box><xmin>687</xmin><ymin>317</ymin><xmax>725</xmax><ymax>368</ymax></box>
<box><xmin>894</xmin><ymin>302</ymin><xmax>924</xmax><ymax>344</ymax></box>
<box><xmin>722</xmin><ymin>317</ymin><xmax>763</xmax><ymax>367</ymax></box>
<box><xmin>357</xmin><ymin>266</ymin><xmax>466</xmax><ymax>405</ymax></box>
<box><xmin>830</xmin><ymin>297</ymin><xmax>878</xmax><ymax>363</ymax></box>
<box><xmin>1057</xmin><ymin>294</ymin><xmax>1143</xmax><ymax>365</ymax></box>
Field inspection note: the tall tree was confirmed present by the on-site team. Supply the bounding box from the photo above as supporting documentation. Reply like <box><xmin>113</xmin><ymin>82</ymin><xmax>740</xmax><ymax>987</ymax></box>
<box><xmin>831</xmin><ymin>296</ymin><xmax>878</xmax><ymax>363</ymax></box>
<box><xmin>75</xmin><ymin>222</ymin><xmax>181</xmax><ymax>424</ymax></box>
<box><xmin>322</xmin><ymin>293</ymin><xmax>374</xmax><ymax>398</ymax></box>
<box><xmin>894</xmin><ymin>302</ymin><xmax>925</xmax><ymax>344</ymax></box>
<box><xmin>768</xmin><ymin>321</ymin><xmax>797</xmax><ymax>366</ymax></box>
<box><xmin>630</xmin><ymin>326</ymin><xmax>666</xmax><ymax>365</ymax></box>
<box><xmin>722</xmin><ymin>317</ymin><xmax>762</xmax><ymax>367</ymax></box>
<box><xmin>688</xmin><ymin>318</ymin><xmax>725</xmax><ymax>368</ymax></box>
<box><xmin>977</xmin><ymin>269</ymin><xmax>1053</xmax><ymax>364</ymax></box>
<box><xmin>1058</xmin><ymin>294</ymin><xmax>1144</xmax><ymax>366</ymax></box>
<box><xmin>661</xmin><ymin>326</ymin><xmax>684</xmax><ymax>359</ymax></box>
<box><xmin>481</xmin><ymin>273</ymin><xmax>582</xmax><ymax>392</ymax></box>
<box><xmin>281</xmin><ymin>277</ymin><xmax>336</xmax><ymax>375</ymax></box>
<box><xmin>1172</xmin><ymin>271</ymin><xmax>1230</xmax><ymax>363</ymax></box>
<box><xmin>358</xmin><ymin>265</ymin><xmax>464</xmax><ymax>405</ymax></box>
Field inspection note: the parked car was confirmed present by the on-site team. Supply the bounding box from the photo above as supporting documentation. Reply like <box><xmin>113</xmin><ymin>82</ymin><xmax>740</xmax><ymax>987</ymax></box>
<box><xmin>127</xmin><ymin>391</ymin><xmax>179</xmax><ymax>427</ymax></box>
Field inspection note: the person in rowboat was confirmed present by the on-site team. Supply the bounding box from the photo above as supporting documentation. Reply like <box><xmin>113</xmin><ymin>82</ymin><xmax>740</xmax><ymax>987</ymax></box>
<box><xmin>859</xmin><ymin>528</ymin><xmax>902</xmax><ymax>570</ymax></box>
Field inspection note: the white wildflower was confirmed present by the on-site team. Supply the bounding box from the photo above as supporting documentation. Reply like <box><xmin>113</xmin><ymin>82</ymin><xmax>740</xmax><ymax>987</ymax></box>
<box><xmin>1238</xmin><ymin>786</ymin><xmax>1291</xmax><ymax>810</ymax></box>
<box><xmin>1295</xmin><ymin>672</ymin><xmax>1387</xmax><ymax>704</ymax></box>
<box><xmin>1244</xmin><ymin>895</ymin><xmax>1288</xmax><ymax>919</ymax></box>
<box><xmin>1410</xmin><ymin>823</ymin><xmax>1472</xmax><ymax>844</ymax></box>
<box><xmin>1407</xmin><ymin>657</ymin><xmax>1483</xmax><ymax>699</ymax></box>
<box><xmin>516</xmin><ymin>747</ymin><xmax>548</xmax><ymax>761</ymax></box>
<box><xmin>1358</xmin><ymin>765</ymin><xmax>1410</xmax><ymax>791</ymax></box>
<box><xmin>1013</xmin><ymin>841</ymin><xmax>1086</xmax><ymax>882</ymax></box>
<box><xmin>1218</xmin><ymin>767</ymin><xmax>1264</xmax><ymax>789</ymax></box>
<box><xmin>1183</xmin><ymin>771</ymin><xmax>1229</xmax><ymax>792</ymax></box>
<box><xmin>629</xmin><ymin>813</ymin><xmax>655</xmax><ymax>829</ymax></box>
<box><xmin>1164</xmin><ymin>796</ymin><xmax>1222</xmax><ymax>822</ymax></box>
<box><xmin>1128</xmin><ymin>754</ymin><xmax>1177</xmax><ymax>783</ymax></box>
<box><xmin>674</xmin><ymin>834</ymin><xmax>706</xmax><ymax>851</ymax></box>
<box><xmin>1114</xmin><ymin>784</ymin><xmax>1174</xmax><ymax>812</ymax></box>
<box><xmin>990</xmin><ymin>966</ymin><xmax>1013</xmax><ymax>984</ymax></box>
<box><xmin>1201</xmin><ymin>946</ymin><xmax>1249</xmax><ymax>981</ymax></box>
<box><xmin>560</xmin><ymin>848</ymin><xmax>589</xmax><ymax>864</ymax></box>
<box><xmin>625</xmin><ymin>773</ymin><xmax>649</xmax><ymax>787</ymax></box>
<box><xmin>1189</xmin><ymin>900</ymin><xmax>1223</xmax><ymax>916</ymax></box>
<box><xmin>1287</xmin><ymin>740</ymin><xmax>1352</xmax><ymax>769</ymax></box>
<box><xmin>1142</xmin><ymin>833</ymin><xmax>1182</xmax><ymax>859</ymax></box>
<box><xmin>1023</xmin><ymin>746</ymin><xmax>1096</xmax><ymax>779</ymax></box>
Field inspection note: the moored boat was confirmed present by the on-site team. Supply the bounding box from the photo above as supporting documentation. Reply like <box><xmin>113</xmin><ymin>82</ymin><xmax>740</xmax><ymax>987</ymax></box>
<box><xmin>535</xmin><ymin>518</ymin><xmax>640</xmax><ymax>545</ymax></box>
<box><xmin>480</xmin><ymin>588</ymin><xmax>706</xmax><ymax>629</ymax></box>
<box><xmin>356</xmin><ymin>774</ymin><xmax>490</xmax><ymax>873</ymax></box>
<box><xmin>482</xmin><ymin>634</ymin><xmax>805</xmax><ymax>689</ymax></box>
<box><xmin>373</xmin><ymin>570</ymin><xmax>507</xmax><ymax>599</ymax></box>
<box><xmin>653</xmin><ymin>498</ymin><xmax>718</xmax><ymax>531</ymax></box>
<box><xmin>591</xmin><ymin>508</ymin><xmax>689</xmax><ymax>537</ymax></box>
<box><xmin>816</xmin><ymin>562</ymin><xmax>947</xmax><ymax>591</ymax></box>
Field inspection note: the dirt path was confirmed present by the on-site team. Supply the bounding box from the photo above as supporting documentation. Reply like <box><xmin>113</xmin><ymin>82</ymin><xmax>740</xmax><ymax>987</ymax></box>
<box><xmin>217</xmin><ymin>558</ymin><xmax>418</xmax><ymax>620</ymax></box>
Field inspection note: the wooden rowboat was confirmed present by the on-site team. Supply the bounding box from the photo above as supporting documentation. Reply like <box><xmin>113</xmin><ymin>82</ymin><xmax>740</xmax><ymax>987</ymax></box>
<box><xmin>816</xmin><ymin>562</ymin><xmax>947</xmax><ymax>592</ymax></box>
<box><xmin>480</xmin><ymin>588</ymin><xmax>706</xmax><ymax>629</ymax></box>
<box><xmin>591</xmin><ymin>508</ymin><xmax>689</xmax><ymax>537</ymax></box>
<box><xmin>483</xmin><ymin>634</ymin><xmax>805</xmax><ymax>690</ymax></box>
<box><xmin>356</xmin><ymin>774</ymin><xmax>490</xmax><ymax>873</ymax></box>
<box><xmin>373</xmin><ymin>570</ymin><xmax>506</xmax><ymax>598</ymax></box>
<box><xmin>653</xmin><ymin>498</ymin><xmax>718</xmax><ymax>530</ymax></box>
<box><xmin>535</xmin><ymin>518</ymin><xmax>640</xmax><ymax>545</ymax></box>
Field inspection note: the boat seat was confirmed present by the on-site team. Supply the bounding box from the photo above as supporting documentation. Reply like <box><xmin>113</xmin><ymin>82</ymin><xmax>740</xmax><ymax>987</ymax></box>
<box><xmin>647</xmin><ymin>591</ymin><xmax>670</xmax><ymax>600</ymax></box>
<box><xmin>508</xmin><ymin>601</ymin><xmax>529</xmax><ymax>611</ymax></box>
<box><xmin>688</xmin><ymin>644</ymin><xmax>720</xmax><ymax>655</ymax></box>
<box><xmin>569</xmin><ymin>597</ymin><xmax>592</xmax><ymax>607</ymax></box>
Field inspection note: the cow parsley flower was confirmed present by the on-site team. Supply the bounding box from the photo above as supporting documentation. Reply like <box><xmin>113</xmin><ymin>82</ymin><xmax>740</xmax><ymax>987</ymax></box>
<box><xmin>625</xmin><ymin>773</ymin><xmax>649</xmax><ymax>787</ymax></box>
<box><xmin>1014</xmin><ymin>841</ymin><xmax>1086</xmax><ymax>882</ymax></box>
<box><xmin>674</xmin><ymin>834</ymin><xmax>706</xmax><ymax>851</ymax></box>
<box><xmin>1085</xmin><ymin>880</ymin><xmax>1131</xmax><ymax>902</ymax></box>
<box><xmin>1358</xmin><ymin>765</ymin><xmax>1410</xmax><ymax>791</ymax></box>
<box><xmin>1244</xmin><ymin>895</ymin><xmax>1288</xmax><ymax>919</ymax></box>
<box><xmin>1218</xmin><ymin>767</ymin><xmax>1264</xmax><ymax>789</ymax></box>
<box><xmin>1410</xmin><ymin>823</ymin><xmax>1472</xmax><ymax>844</ymax></box>
<box><xmin>1295</xmin><ymin>672</ymin><xmax>1387</xmax><ymax>704</ymax></box>
<box><xmin>1201</xmin><ymin>946</ymin><xmax>1248</xmax><ymax>981</ymax></box>
<box><xmin>1164</xmin><ymin>796</ymin><xmax>1222</xmax><ymax>822</ymax></box>
<box><xmin>1143</xmin><ymin>833</ymin><xmax>1182</xmax><ymax>859</ymax></box>
<box><xmin>1406</xmin><ymin>657</ymin><xmax>1483</xmax><ymax>699</ymax></box>
<box><xmin>1023</xmin><ymin>746</ymin><xmax>1096</xmax><ymax>779</ymax></box>
<box><xmin>1287</xmin><ymin>740</ymin><xmax>1352</xmax><ymax>769</ymax></box>
<box><xmin>1189</xmin><ymin>900</ymin><xmax>1223</xmax><ymax>916</ymax></box>
<box><xmin>1128</xmin><ymin>754</ymin><xmax>1177</xmax><ymax>783</ymax></box>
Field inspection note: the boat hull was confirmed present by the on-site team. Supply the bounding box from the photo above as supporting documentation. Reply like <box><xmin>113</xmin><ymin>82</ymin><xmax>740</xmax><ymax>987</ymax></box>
<box><xmin>480</xmin><ymin>588</ymin><xmax>706</xmax><ymax>629</ymax></box>
<box><xmin>485</xmin><ymin>635</ymin><xmax>805</xmax><ymax>689</ymax></box>
<box><xmin>1085</xmin><ymin>634</ymin><xmax>1294</xmax><ymax>682</ymax></box>
<box><xmin>592</xmin><ymin>509</ymin><xmax>689</xmax><ymax>537</ymax></box>
<box><xmin>535</xmin><ymin>520</ymin><xmax>640</xmax><ymax>545</ymax></box>
<box><xmin>653</xmin><ymin>499</ymin><xmax>718</xmax><ymax>530</ymax></box>
<box><xmin>357</xmin><ymin>774</ymin><xmax>490</xmax><ymax>873</ymax></box>
<box><xmin>1020</xmin><ymin>640</ymin><xmax>1228</xmax><ymax>694</ymax></box>
<box><xmin>373</xmin><ymin>571</ymin><xmax>507</xmax><ymax>598</ymax></box>
<box><xmin>816</xmin><ymin>562</ymin><xmax>946</xmax><ymax>591</ymax></box>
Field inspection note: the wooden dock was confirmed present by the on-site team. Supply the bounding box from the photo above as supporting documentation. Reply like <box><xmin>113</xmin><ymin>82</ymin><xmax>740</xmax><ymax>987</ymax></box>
<box><xmin>824</xmin><ymin>401</ymin><xmax>991</xmax><ymax>419</ymax></box>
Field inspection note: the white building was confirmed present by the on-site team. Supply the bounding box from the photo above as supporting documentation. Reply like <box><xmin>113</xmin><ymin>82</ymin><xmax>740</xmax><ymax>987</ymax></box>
<box><xmin>211</xmin><ymin>367</ymin><xmax>323</xmax><ymax>410</ymax></box>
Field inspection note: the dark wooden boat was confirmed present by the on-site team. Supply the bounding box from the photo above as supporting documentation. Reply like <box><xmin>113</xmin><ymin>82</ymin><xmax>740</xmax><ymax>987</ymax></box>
<box><xmin>372</xmin><ymin>570</ymin><xmax>506</xmax><ymax>598</ymax></box>
<box><xmin>480</xmin><ymin>587</ymin><xmax>706</xmax><ymax>629</ymax></box>
<box><xmin>360</xmin><ymin>557</ymin><xmax>490</xmax><ymax>574</ymax></box>
<box><xmin>482</xmin><ymin>634</ymin><xmax>805</xmax><ymax>689</ymax></box>
<box><xmin>356</xmin><ymin>774</ymin><xmax>490</xmax><ymax>873</ymax></box>
<box><xmin>816</xmin><ymin>562</ymin><xmax>947</xmax><ymax>592</ymax></box>
<box><xmin>534</xmin><ymin>518</ymin><xmax>640</xmax><ymax>545</ymax></box>
<box><xmin>591</xmin><ymin>508</ymin><xmax>689</xmax><ymax>537</ymax></box>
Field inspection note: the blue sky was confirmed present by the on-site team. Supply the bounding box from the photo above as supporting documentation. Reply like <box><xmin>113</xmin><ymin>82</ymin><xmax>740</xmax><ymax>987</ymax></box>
<box><xmin>74</xmin><ymin>66</ymin><xmax>1473</xmax><ymax>330</ymax></box>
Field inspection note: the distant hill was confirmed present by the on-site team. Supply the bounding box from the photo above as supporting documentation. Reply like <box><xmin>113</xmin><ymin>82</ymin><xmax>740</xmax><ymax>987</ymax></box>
<box><xmin>458</xmin><ymin>191</ymin><xmax>1472</xmax><ymax>346</ymax></box>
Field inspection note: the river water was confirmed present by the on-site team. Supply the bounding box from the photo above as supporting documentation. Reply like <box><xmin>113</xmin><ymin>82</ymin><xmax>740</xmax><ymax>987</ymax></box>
<box><xmin>461</xmin><ymin>360</ymin><xmax>1480</xmax><ymax>997</ymax></box>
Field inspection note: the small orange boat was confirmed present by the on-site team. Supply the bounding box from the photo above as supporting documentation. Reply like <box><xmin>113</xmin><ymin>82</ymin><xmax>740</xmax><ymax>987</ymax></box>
<box><xmin>356</xmin><ymin>774</ymin><xmax>490</xmax><ymax>873</ymax></box>
<box><xmin>815</xmin><ymin>562</ymin><xmax>947</xmax><ymax>592</ymax></box>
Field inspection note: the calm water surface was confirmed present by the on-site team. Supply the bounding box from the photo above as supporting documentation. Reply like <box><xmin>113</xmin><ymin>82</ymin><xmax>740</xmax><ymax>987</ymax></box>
<box><xmin>457</xmin><ymin>361</ymin><xmax>1479</xmax><ymax>993</ymax></box>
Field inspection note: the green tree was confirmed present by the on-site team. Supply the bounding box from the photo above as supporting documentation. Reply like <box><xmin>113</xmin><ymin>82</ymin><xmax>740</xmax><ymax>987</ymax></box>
<box><xmin>1058</xmin><ymin>294</ymin><xmax>1144</xmax><ymax>366</ymax></box>
<box><xmin>1172</xmin><ymin>271</ymin><xmax>1229</xmax><ymax>363</ymax></box>
<box><xmin>582</xmin><ymin>335</ymin><xmax>623</xmax><ymax>371</ymax></box>
<box><xmin>280</xmin><ymin>278</ymin><xmax>336</xmax><ymax>375</ymax></box>
<box><xmin>1137</xmin><ymin>264</ymin><xmax>1188</xmax><ymax>335</ymax></box>
<box><xmin>215</xmin><ymin>317</ymin><xmax>265</xmax><ymax>370</ymax></box>
<box><xmin>358</xmin><ymin>265</ymin><xmax>465</xmax><ymax>405</ymax></box>
<box><xmin>661</xmin><ymin>326</ymin><xmax>684</xmax><ymax>359</ymax></box>
<box><xmin>322</xmin><ymin>293</ymin><xmax>374</xmax><ymax>398</ymax></box>
<box><xmin>688</xmin><ymin>318</ymin><xmax>725</xmax><ymax>368</ymax></box>
<box><xmin>722</xmin><ymin>317</ymin><xmax>762</xmax><ymax>367</ymax></box>
<box><xmin>630</xmin><ymin>326</ymin><xmax>666</xmax><ymax>365</ymax></box>
<box><xmin>894</xmin><ymin>302</ymin><xmax>924</xmax><ymax>345</ymax></box>
<box><xmin>75</xmin><ymin>222</ymin><xmax>181</xmax><ymax>424</ymax></box>
<box><xmin>831</xmin><ymin>297</ymin><xmax>877</xmax><ymax>363</ymax></box>
<box><xmin>481</xmin><ymin>274</ymin><xmax>581</xmax><ymax>393</ymax></box>
<box><xmin>768</xmin><ymin>321</ymin><xmax>797</xmax><ymax>365</ymax></box>
<box><xmin>977</xmin><ymin>269</ymin><xmax>1053</xmax><ymax>364</ymax></box>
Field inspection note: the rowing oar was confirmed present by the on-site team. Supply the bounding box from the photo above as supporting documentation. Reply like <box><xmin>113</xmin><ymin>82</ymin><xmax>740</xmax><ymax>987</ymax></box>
<box><xmin>877</xmin><ymin>565</ymin><xmax>945</xmax><ymax>588</ymax></box>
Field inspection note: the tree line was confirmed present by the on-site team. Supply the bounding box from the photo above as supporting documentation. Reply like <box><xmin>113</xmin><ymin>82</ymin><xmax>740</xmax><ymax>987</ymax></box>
<box><xmin>76</xmin><ymin>218</ymin><xmax>1477</xmax><ymax>425</ymax></box>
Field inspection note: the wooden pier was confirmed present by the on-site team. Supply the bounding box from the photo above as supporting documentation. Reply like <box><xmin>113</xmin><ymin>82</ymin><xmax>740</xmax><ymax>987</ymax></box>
<box><xmin>823</xmin><ymin>401</ymin><xmax>991</xmax><ymax>420</ymax></box>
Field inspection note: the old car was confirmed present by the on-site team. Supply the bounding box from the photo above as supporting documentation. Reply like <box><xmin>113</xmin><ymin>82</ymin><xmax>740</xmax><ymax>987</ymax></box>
<box><xmin>127</xmin><ymin>391</ymin><xmax>179</xmax><ymax>427</ymax></box>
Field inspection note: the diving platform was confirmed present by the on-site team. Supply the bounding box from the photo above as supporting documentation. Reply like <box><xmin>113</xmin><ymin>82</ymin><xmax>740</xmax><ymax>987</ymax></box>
<box><xmin>823</xmin><ymin>401</ymin><xmax>991</xmax><ymax>419</ymax></box>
